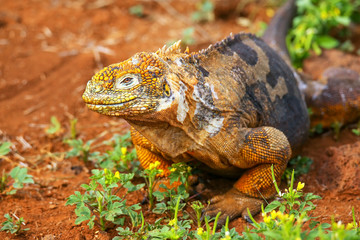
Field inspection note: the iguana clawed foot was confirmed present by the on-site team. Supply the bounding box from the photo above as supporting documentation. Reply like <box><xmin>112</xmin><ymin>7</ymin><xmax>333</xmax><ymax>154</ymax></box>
<box><xmin>205</xmin><ymin>188</ymin><xmax>264</xmax><ymax>225</ymax></box>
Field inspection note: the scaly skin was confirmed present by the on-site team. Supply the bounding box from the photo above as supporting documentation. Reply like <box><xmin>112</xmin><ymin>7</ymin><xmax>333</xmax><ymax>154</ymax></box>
<box><xmin>82</xmin><ymin>0</ymin><xmax>360</xmax><ymax>224</ymax></box>
<box><xmin>83</xmin><ymin>33</ymin><xmax>305</xmax><ymax>223</ymax></box>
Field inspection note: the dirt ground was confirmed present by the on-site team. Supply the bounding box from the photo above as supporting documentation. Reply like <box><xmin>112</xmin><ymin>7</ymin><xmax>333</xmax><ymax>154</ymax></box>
<box><xmin>0</xmin><ymin>0</ymin><xmax>360</xmax><ymax>239</ymax></box>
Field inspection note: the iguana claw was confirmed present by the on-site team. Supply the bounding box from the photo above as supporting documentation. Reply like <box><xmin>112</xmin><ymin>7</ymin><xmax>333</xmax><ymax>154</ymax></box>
<box><xmin>205</xmin><ymin>188</ymin><xmax>264</xmax><ymax>225</ymax></box>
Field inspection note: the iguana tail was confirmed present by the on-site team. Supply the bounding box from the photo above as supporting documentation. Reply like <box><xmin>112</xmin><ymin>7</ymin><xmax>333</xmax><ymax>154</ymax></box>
<box><xmin>263</xmin><ymin>0</ymin><xmax>360</xmax><ymax>128</ymax></box>
<box><xmin>262</xmin><ymin>0</ymin><xmax>296</xmax><ymax>66</ymax></box>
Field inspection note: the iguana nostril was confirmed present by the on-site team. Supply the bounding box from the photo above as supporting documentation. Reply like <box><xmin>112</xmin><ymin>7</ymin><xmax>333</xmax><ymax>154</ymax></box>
<box><xmin>94</xmin><ymin>85</ymin><xmax>103</xmax><ymax>93</ymax></box>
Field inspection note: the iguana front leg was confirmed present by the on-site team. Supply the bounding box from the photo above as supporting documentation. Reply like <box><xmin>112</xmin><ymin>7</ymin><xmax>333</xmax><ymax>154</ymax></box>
<box><xmin>130</xmin><ymin>127</ymin><xmax>173</xmax><ymax>176</ymax></box>
<box><xmin>206</xmin><ymin>126</ymin><xmax>291</xmax><ymax>223</ymax></box>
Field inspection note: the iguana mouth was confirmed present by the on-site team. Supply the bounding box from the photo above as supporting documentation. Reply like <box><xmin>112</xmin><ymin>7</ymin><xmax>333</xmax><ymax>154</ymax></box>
<box><xmin>86</xmin><ymin>100</ymin><xmax>134</xmax><ymax>110</ymax></box>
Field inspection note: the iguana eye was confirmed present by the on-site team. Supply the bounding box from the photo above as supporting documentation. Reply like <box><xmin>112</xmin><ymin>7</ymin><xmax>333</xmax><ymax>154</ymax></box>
<box><xmin>115</xmin><ymin>74</ymin><xmax>139</xmax><ymax>90</ymax></box>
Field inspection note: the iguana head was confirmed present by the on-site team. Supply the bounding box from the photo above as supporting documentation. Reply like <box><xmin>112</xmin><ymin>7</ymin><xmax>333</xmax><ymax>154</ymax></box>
<box><xmin>82</xmin><ymin>47</ymin><xmax>181</xmax><ymax>117</ymax></box>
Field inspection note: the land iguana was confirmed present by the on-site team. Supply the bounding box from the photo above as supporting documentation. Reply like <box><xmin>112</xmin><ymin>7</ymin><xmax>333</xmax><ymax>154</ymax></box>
<box><xmin>82</xmin><ymin>0</ymin><xmax>360</xmax><ymax>223</ymax></box>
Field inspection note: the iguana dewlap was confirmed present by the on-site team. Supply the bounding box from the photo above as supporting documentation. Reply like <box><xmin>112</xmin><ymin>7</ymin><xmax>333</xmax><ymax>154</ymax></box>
<box><xmin>82</xmin><ymin>0</ymin><xmax>360</xmax><ymax>223</ymax></box>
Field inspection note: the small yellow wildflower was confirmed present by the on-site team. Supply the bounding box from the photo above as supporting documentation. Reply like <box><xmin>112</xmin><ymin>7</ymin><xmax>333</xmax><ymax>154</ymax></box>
<box><xmin>320</xmin><ymin>11</ymin><xmax>328</xmax><ymax>19</ymax></box>
<box><xmin>104</xmin><ymin>168</ymin><xmax>108</xmax><ymax>174</ymax></box>
<box><xmin>114</xmin><ymin>171</ymin><xmax>120</xmax><ymax>179</ymax></box>
<box><xmin>168</xmin><ymin>219</ymin><xmax>176</xmax><ymax>226</ymax></box>
<box><xmin>264</xmin><ymin>215</ymin><xmax>271</xmax><ymax>224</ymax></box>
<box><xmin>187</xmin><ymin>166</ymin><xmax>192</xmax><ymax>172</ymax></box>
<box><xmin>297</xmin><ymin>182</ymin><xmax>305</xmax><ymax>191</ymax></box>
<box><xmin>346</xmin><ymin>222</ymin><xmax>355</xmax><ymax>230</ymax></box>
<box><xmin>276</xmin><ymin>211</ymin><xmax>284</xmax><ymax>219</ymax></box>
<box><xmin>149</xmin><ymin>163</ymin><xmax>155</xmax><ymax>170</ymax></box>
<box><xmin>170</xmin><ymin>168</ymin><xmax>176</xmax><ymax>172</ymax></box>
<box><xmin>121</xmin><ymin>147</ymin><xmax>127</xmax><ymax>156</ymax></box>
<box><xmin>333</xmin><ymin>7</ymin><xmax>340</xmax><ymax>16</ymax></box>
<box><xmin>149</xmin><ymin>161</ymin><xmax>160</xmax><ymax>170</ymax></box>
<box><xmin>270</xmin><ymin>210</ymin><xmax>277</xmax><ymax>220</ymax></box>
<box><xmin>197</xmin><ymin>227</ymin><xmax>204</xmax><ymax>235</ymax></box>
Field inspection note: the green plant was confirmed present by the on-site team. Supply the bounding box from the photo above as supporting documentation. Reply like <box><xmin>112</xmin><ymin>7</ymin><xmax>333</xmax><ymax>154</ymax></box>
<box><xmin>192</xmin><ymin>213</ymin><xmax>223</xmax><ymax>240</ymax></box>
<box><xmin>191</xmin><ymin>0</ymin><xmax>214</xmax><ymax>23</ymax></box>
<box><xmin>0</xmin><ymin>141</ymin><xmax>12</xmax><ymax>156</ymax></box>
<box><xmin>191</xmin><ymin>200</ymin><xmax>205</xmax><ymax>228</ymax></box>
<box><xmin>129</xmin><ymin>4</ymin><xmax>144</xmax><ymax>17</ymax></box>
<box><xmin>1</xmin><ymin>167</ymin><xmax>35</xmax><ymax>195</ymax></box>
<box><xmin>309</xmin><ymin>123</ymin><xmax>324</xmax><ymax>136</ymax></box>
<box><xmin>45</xmin><ymin>116</ymin><xmax>63</xmax><ymax>136</ymax></box>
<box><xmin>351</xmin><ymin>120</ymin><xmax>360</xmax><ymax>136</ymax></box>
<box><xmin>97</xmin><ymin>133</ymin><xmax>139</xmax><ymax>173</ymax></box>
<box><xmin>181</xmin><ymin>27</ymin><xmax>196</xmax><ymax>46</ymax></box>
<box><xmin>64</xmin><ymin>138</ymin><xmax>97</xmax><ymax>163</ymax></box>
<box><xmin>287</xmin><ymin>0</ymin><xmax>360</xmax><ymax>68</ymax></box>
<box><xmin>1</xmin><ymin>213</ymin><xmax>29</xmax><ymax>234</ymax></box>
<box><xmin>141</xmin><ymin>161</ymin><xmax>163</xmax><ymax>210</ymax></box>
<box><xmin>66</xmin><ymin>169</ymin><xmax>144</xmax><ymax>231</ymax></box>
<box><xmin>283</xmin><ymin>155</ymin><xmax>313</xmax><ymax>184</ymax></box>
<box><xmin>147</xmin><ymin>196</ymin><xmax>192</xmax><ymax>239</ymax></box>
<box><xmin>246</xmin><ymin>166</ymin><xmax>326</xmax><ymax>239</ymax></box>
<box><xmin>152</xmin><ymin>163</ymin><xmax>191</xmax><ymax>218</ymax></box>
<box><xmin>266</xmin><ymin>166</ymin><xmax>321</xmax><ymax>216</ymax></box>
<box><xmin>331</xmin><ymin>121</ymin><xmax>343</xmax><ymax>140</ymax></box>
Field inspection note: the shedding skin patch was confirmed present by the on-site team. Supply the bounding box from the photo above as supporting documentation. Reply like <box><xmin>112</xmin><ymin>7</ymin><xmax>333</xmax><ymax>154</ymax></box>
<box><xmin>176</xmin><ymin>81</ymin><xmax>189</xmax><ymax>123</ymax></box>
<box><xmin>192</xmin><ymin>84</ymin><xmax>224</xmax><ymax>137</ymax></box>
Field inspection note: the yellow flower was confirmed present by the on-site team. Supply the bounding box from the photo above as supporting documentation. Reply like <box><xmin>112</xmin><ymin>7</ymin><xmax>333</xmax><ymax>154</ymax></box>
<box><xmin>149</xmin><ymin>163</ymin><xmax>155</xmax><ymax>170</ymax></box>
<box><xmin>114</xmin><ymin>171</ymin><xmax>120</xmax><ymax>179</ymax></box>
<box><xmin>197</xmin><ymin>227</ymin><xmax>204</xmax><ymax>235</ymax></box>
<box><xmin>168</xmin><ymin>219</ymin><xmax>176</xmax><ymax>226</ymax></box>
<box><xmin>276</xmin><ymin>211</ymin><xmax>284</xmax><ymax>219</ymax></box>
<box><xmin>320</xmin><ymin>11</ymin><xmax>328</xmax><ymax>19</ymax></box>
<box><xmin>271</xmin><ymin>210</ymin><xmax>279</xmax><ymax>220</ymax></box>
<box><xmin>170</xmin><ymin>168</ymin><xmax>176</xmax><ymax>172</ymax></box>
<box><xmin>121</xmin><ymin>147</ymin><xmax>127</xmax><ymax>155</ymax></box>
<box><xmin>297</xmin><ymin>182</ymin><xmax>305</xmax><ymax>191</ymax></box>
<box><xmin>333</xmin><ymin>7</ymin><xmax>340</xmax><ymax>17</ymax></box>
<box><xmin>104</xmin><ymin>168</ymin><xmax>108</xmax><ymax>174</ymax></box>
<box><xmin>264</xmin><ymin>215</ymin><xmax>271</xmax><ymax>224</ymax></box>
<box><xmin>149</xmin><ymin>161</ymin><xmax>160</xmax><ymax>170</ymax></box>
<box><xmin>346</xmin><ymin>223</ymin><xmax>355</xmax><ymax>230</ymax></box>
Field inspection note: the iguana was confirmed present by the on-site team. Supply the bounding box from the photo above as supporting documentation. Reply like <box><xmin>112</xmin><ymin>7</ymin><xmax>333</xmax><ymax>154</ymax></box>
<box><xmin>82</xmin><ymin>0</ymin><xmax>360</xmax><ymax>223</ymax></box>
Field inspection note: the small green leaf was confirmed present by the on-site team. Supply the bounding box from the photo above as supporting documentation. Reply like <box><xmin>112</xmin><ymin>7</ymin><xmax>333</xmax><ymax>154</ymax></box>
<box><xmin>74</xmin><ymin>205</ymin><xmax>92</xmax><ymax>225</ymax></box>
<box><xmin>316</xmin><ymin>35</ymin><xmax>339</xmax><ymax>49</ymax></box>
<box><xmin>0</xmin><ymin>142</ymin><xmax>12</xmax><ymax>156</ymax></box>
<box><xmin>152</xmin><ymin>202</ymin><xmax>167</xmax><ymax>214</ymax></box>
<box><xmin>264</xmin><ymin>201</ymin><xmax>282</xmax><ymax>213</ymax></box>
